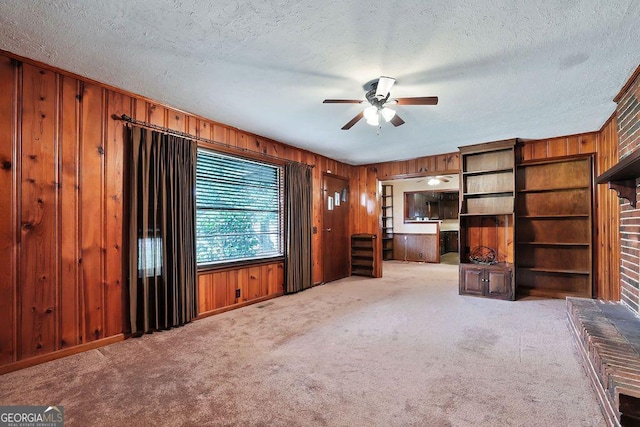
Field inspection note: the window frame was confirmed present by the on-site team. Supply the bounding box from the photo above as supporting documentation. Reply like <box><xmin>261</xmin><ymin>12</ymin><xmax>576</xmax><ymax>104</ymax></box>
<box><xmin>195</xmin><ymin>145</ymin><xmax>285</xmax><ymax>270</ymax></box>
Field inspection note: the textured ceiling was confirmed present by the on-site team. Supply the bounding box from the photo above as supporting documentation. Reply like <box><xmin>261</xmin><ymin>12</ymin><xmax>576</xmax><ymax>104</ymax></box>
<box><xmin>1</xmin><ymin>1</ymin><xmax>639</xmax><ymax>165</ymax></box>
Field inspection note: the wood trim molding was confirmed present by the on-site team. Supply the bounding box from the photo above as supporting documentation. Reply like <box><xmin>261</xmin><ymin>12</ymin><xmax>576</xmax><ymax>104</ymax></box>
<box><xmin>0</xmin><ymin>334</ymin><xmax>125</xmax><ymax>375</ymax></box>
<box><xmin>613</xmin><ymin>63</ymin><xmax>640</xmax><ymax>103</ymax></box>
<box><xmin>598</xmin><ymin>111</ymin><xmax>617</xmax><ymax>133</ymax></box>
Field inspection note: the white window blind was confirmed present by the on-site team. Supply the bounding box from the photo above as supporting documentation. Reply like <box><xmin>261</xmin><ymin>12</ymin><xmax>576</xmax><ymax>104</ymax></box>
<box><xmin>196</xmin><ymin>148</ymin><xmax>283</xmax><ymax>265</ymax></box>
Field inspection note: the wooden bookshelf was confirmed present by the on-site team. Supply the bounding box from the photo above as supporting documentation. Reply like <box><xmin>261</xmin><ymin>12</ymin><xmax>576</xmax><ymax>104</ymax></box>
<box><xmin>515</xmin><ymin>156</ymin><xmax>593</xmax><ymax>298</ymax></box>
<box><xmin>458</xmin><ymin>139</ymin><xmax>520</xmax><ymax>300</ymax></box>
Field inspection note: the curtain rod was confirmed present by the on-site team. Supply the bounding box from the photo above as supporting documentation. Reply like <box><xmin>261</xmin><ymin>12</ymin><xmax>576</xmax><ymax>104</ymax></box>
<box><xmin>114</xmin><ymin>114</ymin><xmax>315</xmax><ymax>168</ymax></box>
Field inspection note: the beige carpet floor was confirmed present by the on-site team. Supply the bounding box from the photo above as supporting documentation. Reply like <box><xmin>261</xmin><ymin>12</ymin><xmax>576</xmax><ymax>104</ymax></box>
<box><xmin>0</xmin><ymin>261</ymin><xmax>603</xmax><ymax>426</ymax></box>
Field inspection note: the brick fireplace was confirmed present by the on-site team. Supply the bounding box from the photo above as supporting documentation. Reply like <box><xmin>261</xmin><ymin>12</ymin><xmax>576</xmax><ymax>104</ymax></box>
<box><xmin>568</xmin><ymin>66</ymin><xmax>640</xmax><ymax>426</ymax></box>
<box><xmin>617</xmin><ymin>70</ymin><xmax>640</xmax><ymax>312</ymax></box>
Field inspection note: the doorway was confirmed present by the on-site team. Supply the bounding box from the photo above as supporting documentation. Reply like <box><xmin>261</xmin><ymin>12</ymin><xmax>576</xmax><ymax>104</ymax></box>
<box><xmin>322</xmin><ymin>174</ymin><xmax>350</xmax><ymax>282</ymax></box>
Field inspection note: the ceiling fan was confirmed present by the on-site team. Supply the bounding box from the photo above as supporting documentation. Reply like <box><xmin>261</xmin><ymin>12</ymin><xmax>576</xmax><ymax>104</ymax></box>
<box><xmin>416</xmin><ymin>175</ymin><xmax>453</xmax><ymax>185</ymax></box>
<box><xmin>323</xmin><ymin>76</ymin><xmax>438</xmax><ymax>130</ymax></box>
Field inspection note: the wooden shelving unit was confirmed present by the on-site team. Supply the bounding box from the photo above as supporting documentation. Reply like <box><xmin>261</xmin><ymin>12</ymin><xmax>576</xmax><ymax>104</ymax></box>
<box><xmin>351</xmin><ymin>234</ymin><xmax>378</xmax><ymax>277</ymax></box>
<box><xmin>381</xmin><ymin>185</ymin><xmax>394</xmax><ymax>260</ymax></box>
<box><xmin>458</xmin><ymin>139</ymin><xmax>520</xmax><ymax>300</ymax></box>
<box><xmin>515</xmin><ymin>157</ymin><xmax>593</xmax><ymax>298</ymax></box>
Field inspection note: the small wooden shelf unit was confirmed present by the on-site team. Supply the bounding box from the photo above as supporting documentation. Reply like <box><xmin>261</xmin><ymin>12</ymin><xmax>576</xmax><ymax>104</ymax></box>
<box><xmin>381</xmin><ymin>185</ymin><xmax>394</xmax><ymax>260</ymax></box>
<box><xmin>351</xmin><ymin>233</ymin><xmax>378</xmax><ymax>277</ymax></box>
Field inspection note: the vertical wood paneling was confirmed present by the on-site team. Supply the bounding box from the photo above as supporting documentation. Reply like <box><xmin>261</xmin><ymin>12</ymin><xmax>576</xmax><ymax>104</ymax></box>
<box><xmin>231</xmin><ymin>268</ymin><xmax>248</xmax><ymax>303</ymax></box>
<box><xmin>104</xmin><ymin>90</ymin><xmax>128</xmax><ymax>337</ymax></box>
<box><xmin>0</xmin><ymin>51</ymin><xmax>361</xmax><ymax>371</ymax></box>
<box><xmin>167</xmin><ymin>110</ymin><xmax>186</xmax><ymax>133</ymax></box>
<box><xmin>79</xmin><ymin>83</ymin><xmax>105</xmax><ymax>342</ymax></box>
<box><xmin>547</xmin><ymin>138</ymin><xmax>567</xmax><ymax>157</ymax></box>
<box><xmin>371</xmin><ymin>152</ymin><xmax>460</xmax><ymax>179</ymax></box>
<box><xmin>196</xmin><ymin>261</ymin><xmax>285</xmax><ymax>315</ymax></box>
<box><xmin>197</xmin><ymin>274</ymin><xmax>211</xmax><ymax>314</ymax></box>
<box><xmin>146</xmin><ymin>103</ymin><xmax>165</xmax><ymax>127</ymax></box>
<box><xmin>133</xmin><ymin>99</ymin><xmax>146</xmax><ymax>122</ymax></box>
<box><xmin>186</xmin><ymin>116</ymin><xmax>198</xmax><ymax>137</ymax></box>
<box><xmin>274</xmin><ymin>263</ymin><xmax>284</xmax><ymax>295</ymax></box>
<box><xmin>247</xmin><ymin>266</ymin><xmax>262</xmax><ymax>300</ymax></box>
<box><xmin>596</xmin><ymin>117</ymin><xmax>620</xmax><ymax>300</ymax></box>
<box><xmin>212</xmin><ymin>124</ymin><xmax>229</xmax><ymax>145</ymax></box>
<box><xmin>20</xmin><ymin>64</ymin><xmax>58</xmax><ymax>358</ymax></box>
<box><xmin>260</xmin><ymin>264</ymin><xmax>272</xmax><ymax>297</ymax></box>
<box><xmin>580</xmin><ymin>133</ymin><xmax>596</xmax><ymax>154</ymax></box>
<box><xmin>522</xmin><ymin>132</ymin><xmax>599</xmax><ymax>162</ymax></box>
<box><xmin>236</xmin><ymin>131</ymin><xmax>248</xmax><ymax>151</ymax></box>
<box><xmin>531</xmin><ymin>140</ymin><xmax>549</xmax><ymax>159</ymax></box>
<box><xmin>212</xmin><ymin>271</ymin><xmax>230</xmax><ymax>309</ymax></box>
<box><xmin>0</xmin><ymin>56</ymin><xmax>17</xmax><ymax>364</ymax></box>
<box><xmin>58</xmin><ymin>75</ymin><xmax>81</xmax><ymax>348</ymax></box>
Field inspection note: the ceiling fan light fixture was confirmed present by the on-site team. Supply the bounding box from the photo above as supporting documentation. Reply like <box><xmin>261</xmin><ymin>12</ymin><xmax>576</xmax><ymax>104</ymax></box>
<box><xmin>427</xmin><ymin>178</ymin><xmax>441</xmax><ymax>186</ymax></box>
<box><xmin>363</xmin><ymin>105</ymin><xmax>377</xmax><ymax>121</ymax></box>
<box><xmin>366</xmin><ymin>114</ymin><xmax>380</xmax><ymax>126</ymax></box>
<box><xmin>380</xmin><ymin>107</ymin><xmax>396</xmax><ymax>122</ymax></box>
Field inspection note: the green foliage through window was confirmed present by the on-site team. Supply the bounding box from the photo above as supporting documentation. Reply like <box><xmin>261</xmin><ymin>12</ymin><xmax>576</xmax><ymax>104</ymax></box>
<box><xmin>196</xmin><ymin>148</ymin><xmax>283</xmax><ymax>265</ymax></box>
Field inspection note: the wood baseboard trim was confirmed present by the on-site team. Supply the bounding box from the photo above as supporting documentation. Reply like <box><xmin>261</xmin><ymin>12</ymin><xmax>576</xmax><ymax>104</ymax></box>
<box><xmin>196</xmin><ymin>293</ymin><xmax>284</xmax><ymax>320</ymax></box>
<box><xmin>0</xmin><ymin>334</ymin><xmax>125</xmax><ymax>375</ymax></box>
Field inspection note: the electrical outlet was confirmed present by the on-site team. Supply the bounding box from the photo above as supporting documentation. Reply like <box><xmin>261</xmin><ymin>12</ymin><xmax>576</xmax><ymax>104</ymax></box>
<box><xmin>404</xmin><ymin>235</ymin><xmax>407</xmax><ymax>241</ymax></box>
<box><xmin>419</xmin><ymin>252</ymin><xmax>423</xmax><ymax>258</ymax></box>
<box><xmin>235</xmin><ymin>289</ymin><xmax>241</xmax><ymax>299</ymax></box>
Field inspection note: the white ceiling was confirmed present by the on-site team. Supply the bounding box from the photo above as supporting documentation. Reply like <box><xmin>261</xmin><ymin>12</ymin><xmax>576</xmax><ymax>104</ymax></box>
<box><xmin>1</xmin><ymin>1</ymin><xmax>639</xmax><ymax>165</ymax></box>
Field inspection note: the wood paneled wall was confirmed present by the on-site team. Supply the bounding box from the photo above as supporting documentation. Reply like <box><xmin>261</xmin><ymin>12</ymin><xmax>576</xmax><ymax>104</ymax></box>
<box><xmin>595</xmin><ymin>116</ymin><xmax>620</xmax><ymax>301</ymax></box>
<box><xmin>372</xmin><ymin>152</ymin><xmax>460</xmax><ymax>180</ymax></box>
<box><xmin>521</xmin><ymin>133</ymin><xmax>598</xmax><ymax>161</ymax></box>
<box><xmin>0</xmin><ymin>50</ymin><xmax>382</xmax><ymax>372</ymax></box>
<box><xmin>392</xmin><ymin>234</ymin><xmax>439</xmax><ymax>263</ymax></box>
<box><xmin>197</xmin><ymin>262</ymin><xmax>284</xmax><ymax>317</ymax></box>
<box><xmin>351</xmin><ymin>166</ymin><xmax>382</xmax><ymax>277</ymax></box>
<box><xmin>0</xmin><ymin>57</ymin><xmax>126</xmax><ymax>371</ymax></box>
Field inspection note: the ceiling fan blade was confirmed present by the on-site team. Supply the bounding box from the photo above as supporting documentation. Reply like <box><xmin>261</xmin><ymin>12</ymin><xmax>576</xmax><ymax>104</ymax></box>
<box><xmin>375</xmin><ymin>76</ymin><xmax>396</xmax><ymax>99</ymax></box>
<box><xmin>395</xmin><ymin>96</ymin><xmax>439</xmax><ymax>105</ymax></box>
<box><xmin>341</xmin><ymin>111</ymin><xmax>364</xmax><ymax>130</ymax></box>
<box><xmin>323</xmin><ymin>99</ymin><xmax>363</xmax><ymax>104</ymax></box>
<box><xmin>390</xmin><ymin>114</ymin><xmax>405</xmax><ymax>127</ymax></box>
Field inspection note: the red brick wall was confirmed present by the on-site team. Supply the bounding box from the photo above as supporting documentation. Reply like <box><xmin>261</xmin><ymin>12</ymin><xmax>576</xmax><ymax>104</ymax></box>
<box><xmin>617</xmin><ymin>72</ymin><xmax>640</xmax><ymax>311</ymax></box>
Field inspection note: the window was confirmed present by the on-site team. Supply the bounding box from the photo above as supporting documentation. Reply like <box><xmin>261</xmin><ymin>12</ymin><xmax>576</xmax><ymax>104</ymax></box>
<box><xmin>196</xmin><ymin>148</ymin><xmax>283</xmax><ymax>266</ymax></box>
<box><xmin>138</xmin><ymin>235</ymin><xmax>163</xmax><ymax>277</ymax></box>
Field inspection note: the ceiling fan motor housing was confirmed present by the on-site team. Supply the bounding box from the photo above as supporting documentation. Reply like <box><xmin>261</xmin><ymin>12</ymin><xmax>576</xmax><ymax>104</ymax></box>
<box><xmin>365</xmin><ymin>83</ymin><xmax>389</xmax><ymax>109</ymax></box>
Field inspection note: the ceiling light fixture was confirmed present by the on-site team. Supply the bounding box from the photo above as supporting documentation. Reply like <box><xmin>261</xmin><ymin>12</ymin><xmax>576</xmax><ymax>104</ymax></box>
<box><xmin>363</xmin><ymin>105</ymin><xmax>396</xmax><ymax>127</ymax></box>
<box><xmin>363</xmin><ymin>105</ymin><xmax>379</xmax><ymax>126</ymax></box>
<box><xmin>380</xmin><ymin>107</ymin><xmax>396</xmax><ymax>122</ymax></box>
<box><xmin>427</xmin><ymin>178</ymin><xmax>441</xmax><ymax>186</ymax></box>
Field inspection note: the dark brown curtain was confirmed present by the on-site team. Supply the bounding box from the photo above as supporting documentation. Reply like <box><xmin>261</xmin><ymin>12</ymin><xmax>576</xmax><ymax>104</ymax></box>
<box><xmin>127</xmin><ymin>126</ymin><xmax>197</xmax><ymax>335</ymax></box>
<box><xmin>285</xmin><ymin>162</ymin><xmax>313</xmax><ymax>293</ymax></box>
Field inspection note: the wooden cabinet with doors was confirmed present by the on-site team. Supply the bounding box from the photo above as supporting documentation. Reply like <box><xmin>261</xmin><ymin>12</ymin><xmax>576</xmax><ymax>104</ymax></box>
<box><xmin>458</xmin><ymin>139</ymin><xmax>520</xmax><ymax>300</ymax></box>
<box><xmin>381</xmin><ymin>184</ymin><xmax>394</xmax><ymax>260</ymax></box>
<box><xmin>515</xmin><ymin>157</ymin><xmax>593</xmax><ymax>298</ymax></box>
<box><xmin>459</xmin><ymin>263</ymin><xmax>513</xmax><ymax>300</ymax></box>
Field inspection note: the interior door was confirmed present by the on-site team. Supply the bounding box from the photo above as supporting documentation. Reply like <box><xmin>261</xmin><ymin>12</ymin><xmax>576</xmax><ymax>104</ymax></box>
<box><xmin>322</xmin><ymin>174</ymin><xmax>350</xmax><ymax>283</ymax></box>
